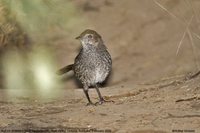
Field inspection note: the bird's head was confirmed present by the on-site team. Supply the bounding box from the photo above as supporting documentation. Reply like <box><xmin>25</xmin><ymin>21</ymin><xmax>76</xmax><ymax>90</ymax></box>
<box><xmin>76</xmin><ymin>29</ymin><xmax>102</xmax><ymax>47</ymax></box>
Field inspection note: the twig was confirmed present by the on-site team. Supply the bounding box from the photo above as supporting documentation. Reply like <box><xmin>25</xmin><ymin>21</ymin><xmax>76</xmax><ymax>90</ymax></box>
<box><xmin>176</xmin><ymin>28</ymin><xmax>187</xmax><ymax>55</ymax></box>
<box><xmin>153</xmin><ymin>0</ymin><xmax>181</xmax><ymax>22</ymax></box>
<box><xmin>104</xmin><ymin>89</ymin><xmax>147</xmax><ymax>99</ymax></box>
<box><xmin>176</xmin><ymin>15</ymin><xmax>193</xmax><ymax>55</ymax></box>
<box><xmin>158</xmin><ymin>80</ymin><xmax>183</xmax><ymax>89</ymax></box>
<box><xmin>176</xmin><ymin>96</ymin><xmax>200</xmax><ymax>102</ymax></box>
<box><xmin>187</xmin><ymin>70</ymin><xmax>200</xmax><ymax>79</ymax></box>
<box><xmin>154</xmin><ymin>0</ymin><xmax>200</xmax><ymax>68</ymax></box>
<box><xmin>185</xmin><ymin>0</ymin><xmax>200</xmax><ymax>24</ymax></box>
<box><xmin>166</xmin><ymin>113</ymin><xmax>200</xmax><ymax>119</ymax></box>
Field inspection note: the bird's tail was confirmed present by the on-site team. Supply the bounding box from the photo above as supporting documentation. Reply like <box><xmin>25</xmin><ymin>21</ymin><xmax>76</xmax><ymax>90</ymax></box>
<box><xmin>57</xmin><ymin>64</ymin><xmax>74</xmax><ymax>75</ymax></box>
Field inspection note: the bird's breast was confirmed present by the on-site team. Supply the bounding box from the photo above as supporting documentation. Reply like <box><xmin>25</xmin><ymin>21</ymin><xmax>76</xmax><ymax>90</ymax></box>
<box><xmin>74</xmin><ymin>48</ymin><xmax>111</xmax><ymax>85</ymax></box>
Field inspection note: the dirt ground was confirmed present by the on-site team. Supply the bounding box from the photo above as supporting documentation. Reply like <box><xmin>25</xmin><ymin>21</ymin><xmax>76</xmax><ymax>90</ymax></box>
<box><xmin>1</xmin><ymin>0</ymin><xmax>200</xmax><ymax>132</ymax></box>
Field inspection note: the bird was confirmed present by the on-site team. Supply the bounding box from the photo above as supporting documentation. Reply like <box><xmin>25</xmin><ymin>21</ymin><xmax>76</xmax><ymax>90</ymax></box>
<box><xmin>57</xmin><ymin>29</ymin><xmax>112</xmax><ymax>105</ymax></box>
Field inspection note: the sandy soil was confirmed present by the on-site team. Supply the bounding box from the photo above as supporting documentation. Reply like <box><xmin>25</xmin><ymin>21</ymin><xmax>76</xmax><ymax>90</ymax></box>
<box><xmin>1</xmin><ymin>0</ymin><xmax>200</xmax><ymax>132</ymax></box>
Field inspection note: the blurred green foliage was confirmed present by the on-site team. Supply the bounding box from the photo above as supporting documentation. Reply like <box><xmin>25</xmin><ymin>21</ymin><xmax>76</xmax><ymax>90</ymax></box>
<box><xmin>0</xmin><ymin>0</ymin><xmax>85</xmax><ymax>45</ymax></box>
<box><xmin>0</xmin><ymin>0</ymin><xmax>86</xmax><ymax>97</ymax></box>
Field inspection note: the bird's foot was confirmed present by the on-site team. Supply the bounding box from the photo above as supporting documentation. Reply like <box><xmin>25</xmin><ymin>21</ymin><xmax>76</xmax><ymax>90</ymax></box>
<box><xmin>86</xmin><ymin>102</ymin><xmax>96</xmax><ymax>106</ymax></box>
<box><xmin>95</xmin><ymin>98</ymin><xmax>114</xmax><ymax>105</ymax></box>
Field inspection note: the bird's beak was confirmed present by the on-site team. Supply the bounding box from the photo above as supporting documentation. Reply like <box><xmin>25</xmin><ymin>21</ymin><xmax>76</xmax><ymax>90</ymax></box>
<box><xmin>75</xmin><ymin>36</ymin><xmax>80</xmax><ymax>40</ymax></box>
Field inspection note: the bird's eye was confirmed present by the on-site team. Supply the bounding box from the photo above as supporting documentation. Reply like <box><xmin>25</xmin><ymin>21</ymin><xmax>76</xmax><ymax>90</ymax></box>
<box><xmin>88</xmin><ymin>35</ymin><xmax>92</xmax><ymax>38</ymax></box>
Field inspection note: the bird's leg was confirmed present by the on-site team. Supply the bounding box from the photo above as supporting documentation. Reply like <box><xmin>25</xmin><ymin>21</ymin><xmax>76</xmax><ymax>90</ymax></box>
<box><xmin>83</xmin><ymin>85</ymin><xmax>95</xmax><ymax>106</ymax></box>
<box><xmin>95</xmin><ymin>84</ymin><xmax>114</xmax><ymax>105</ymax></box>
